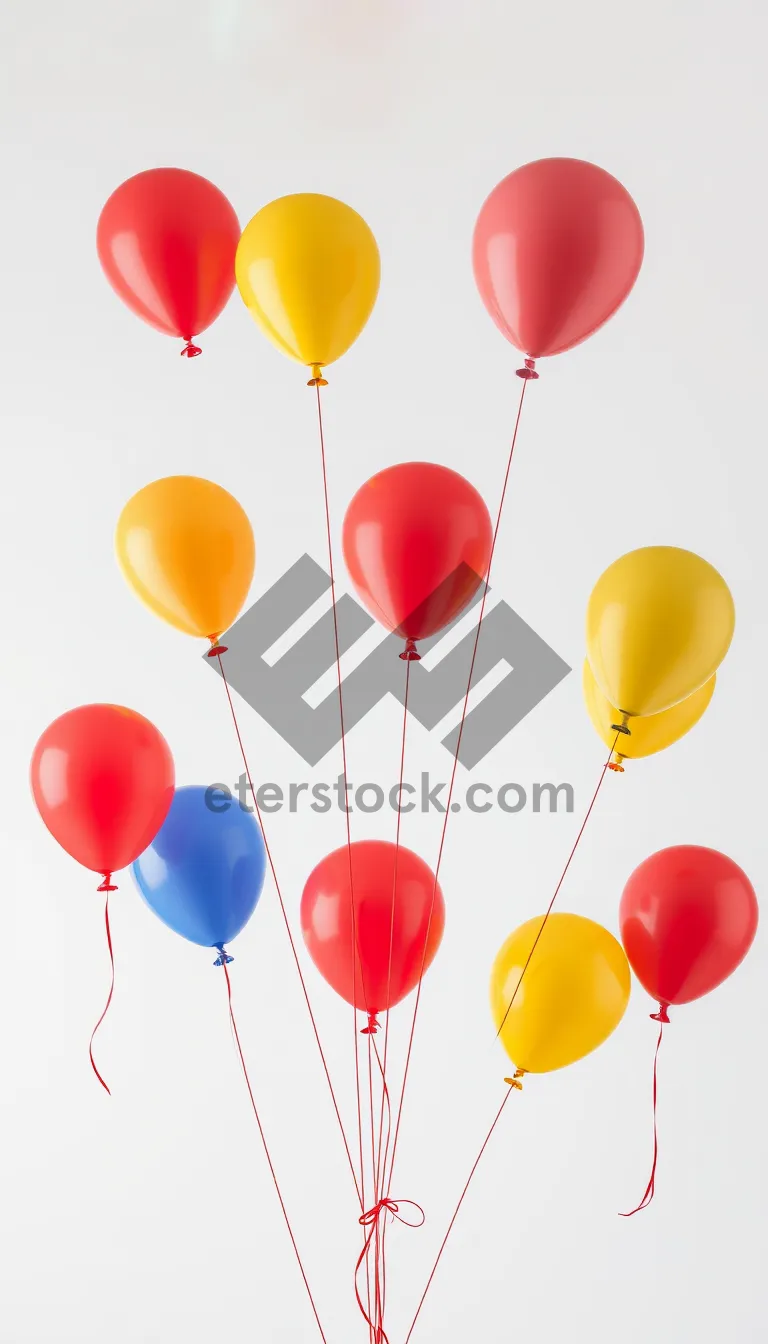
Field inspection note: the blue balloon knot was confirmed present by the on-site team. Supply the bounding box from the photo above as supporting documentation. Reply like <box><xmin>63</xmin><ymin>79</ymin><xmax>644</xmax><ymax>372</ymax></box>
<box><xmin>213</xmin><ymin>945</ymin><xmax>234</xmax><ymax>967</ymax></box>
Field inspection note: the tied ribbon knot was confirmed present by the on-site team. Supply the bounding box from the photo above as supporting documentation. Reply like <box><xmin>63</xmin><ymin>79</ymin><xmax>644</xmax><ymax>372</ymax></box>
<box><xmin>355</xmin><ymin>1198</ymin><xmax>425</xmax><ymax>1344</ymax></box>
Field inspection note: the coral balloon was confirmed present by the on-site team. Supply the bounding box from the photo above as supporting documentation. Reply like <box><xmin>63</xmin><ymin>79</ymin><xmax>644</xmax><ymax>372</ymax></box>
<box><xmin>619</xmin><ymin>846</ymin><xmax>758</xmax><ymax>1010</ymax></box>
<box><xmin>236</xmin><ymin>193</ymin><xmax>380</xmax><ymax>376</ymax></box>
<box><xmin>301</xmin><ymin>841</ymin><xmax>444</xmax><ymax>1019</ymax></box>
<box><xmin>586</xmin><ymin>546</ymin><xmax>734</xmax><ymax>719</ymax></box>
<box><xmin>490</xmin><ymin>913</ymin><xmax>630</xmax><ymax>1074</ymax></box>
<box><xmin>582</xmin><ymin>660</ymin><xmax>715</xmax><ymax>770</ymax></box>
<box><xmin>132</xmin><ymin>786</ymin><xmax>266</xmax><ymax>955</ymax></box>
<box><xmin>116</xmin><ymin>475</ymin><xmax>255</xmax><ymax>645</ymax></box>
<box><xmin>31</xmin><ymin>704</ymin><xmax>175</xmax><ymax>879</ymax></box>
<box><xmin>473</xmin><ymin>157</ymin><xmax>643</xmax><ymax>361</ymax></box>
<box><xmin>97</xmin><ymin>168</ymin><xmax>240</xmax><ymax>354</ymax></box>
<box><xmin>342</xmin><ymin>462</ymin><xmax>492</xmax><ymax>650</ymax></box>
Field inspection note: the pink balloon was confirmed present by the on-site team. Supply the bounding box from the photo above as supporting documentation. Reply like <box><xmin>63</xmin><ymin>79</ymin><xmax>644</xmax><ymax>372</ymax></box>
<box><xmin>472</xmin><ymin>157</ymin><xmax>644</xmax><ymax>360</ymax></box>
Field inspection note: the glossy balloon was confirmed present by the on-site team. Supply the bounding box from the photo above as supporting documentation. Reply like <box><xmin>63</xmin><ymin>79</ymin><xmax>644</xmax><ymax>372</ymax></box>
<box><xmin>473</xmin><ymin>158</ymin><xmax>644</xmax><ymax>358</ymax></box>
<box><xmin>342</xmin><ymin>463</ymin><xmax>493</xmax><ymax>643</ymax></box>
<box><xmin>31</xmin><ymin>704</ymin><xmax>174</xmax><ymax>876</ymax></box>
<box><xmin>490</xmin><ymin>913</ymin><xmax>631</xmax><ymax>1074</ymax></box>
<box><xmin>582</xmin><ymin>660</ymin><xmax>716</xmax><ymax>764</ymax></box>
<box><xmin>132</xmin><ymin>786</ymin><xmax>266</xmax><ymax>949</ymax></box>
<box><xmin>619</xmin><ymin>846</ymin><xmax>758</xmax><ymax>1009</ymax></box>
<box><xmin>586</xmin><ymin>546</ymin><xmax>734</xmax><ymax>718</ymax></box>
<box><xmin>301</xmin><ymin>841</ymin><xmax>444</xmax><ymax>1014</ymax></box>
<box><xmin>116</xmin><ymin>475</ymin><xmax>255</xmax><ymax>642</ymax></box>
<box><xmin>235</xmin><ymin>193</ymin><xmax>380</xmax><ymax>371</ymax></box>
<box><xmin>97</xmin><ymin>168</ymin><xmax>240</xmax><ymax>344</ymax></box>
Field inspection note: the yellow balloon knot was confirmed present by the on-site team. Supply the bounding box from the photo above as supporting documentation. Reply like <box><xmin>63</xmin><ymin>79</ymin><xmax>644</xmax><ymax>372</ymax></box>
<box><xmin>504</xmin><ymin>1068</ymin><xmax>525</xmax><ymax>1090</ymax></box>
<box><xmin>307</xmin><ymin>364</ymin><xmax>329</xmax><ymax>387</ymax></box>
<box><xmin>610</xmin><ymin>712</ymin><xmax>632</xmax><ymax>737</ymax></box>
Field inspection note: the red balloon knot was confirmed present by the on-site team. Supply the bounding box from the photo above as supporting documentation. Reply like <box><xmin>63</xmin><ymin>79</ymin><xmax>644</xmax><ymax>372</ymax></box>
<box><xmin>181</xmin><ymin>340</ymin><xmax>202</xmax><ymax>358</ymax></box>
<box><xmin>516</xmin><ymin>357</ymin><xmax>539</xmax><ymax>381</ymax></box>
<box><xmin>650</xmin><ymin>1004</ymin><xmax>670</xmax><ymax>1023</ymax></box>
<box><xmin>97</xmin><ymin>874</ymin><xmax>118</xmax><ymax>893</ymax></box>
<box><xmin>207</xmin><ymin>638</ymin><xmax>229</xmax><ymax>657</ymax></box>
<box><xmin>608</xmin><ymin>757</ymin><xmax>625</xmax><ymax>773</ymax></box>
<box><xmin>361</xmin><ymin>1012</ymin><xmax>380</xmax><ymax>1035</ymax></box>
<box><xmin>399</xmin><ymin>638</ymin><xmax>421</xmax><ymax>662</ymax></box>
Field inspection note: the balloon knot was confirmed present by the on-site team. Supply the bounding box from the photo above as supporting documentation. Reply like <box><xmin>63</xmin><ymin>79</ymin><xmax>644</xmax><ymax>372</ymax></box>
<box><xmin>400</xmin><ymin>638</ymin><xmax>421</xmax><ymax>662</ymax></box>
<box><xmin>307</xmin><ymin>363</ymin><xmax>328</xmax><ymax>387</ymax></box>
<box><xmin>611</xmin><ymin>714</ymin><xmax>632</xmax><ymax>736</ymax></box>
<box><xmin>361</xmin><ymin>1012</ymin><xmax>380</xmax><ymax>1035</ymax></box>
<box><xmin>608</xmin><ymin>754</ymin><xmax>625</xmax><ymax>773</ymax></box>
<box><xmin>504</xmin><ymin>1067</ymin><xmax>526</xmax><ymax>1090</ymax></box>
<box><xmin>650</xmin><ymin>1004</ymin><xmax>670</xmax><ymax>1023</ymax></box>
<box><xmin>207</xmin><ymin>637</ymin><xmax>229</xmax><ymax>657</ymax></box>
<box><xmin>516</xmin><ymin>357</ymin><xmax>539</xmax><ymax>381</ymax></box>
<box><xmin>97</xmin><ymin>874</ymin><xmax>117</xmax><ymax>893</ymax></box>
<box><xmin>181</xmin><ymin>340</ymin><xmax>202</xmax><ymax>358</ymax></box>
<box><xmin>213</xmin><ymin>944</ymin><xmax>234</xmax><ymax>967</ymax></box>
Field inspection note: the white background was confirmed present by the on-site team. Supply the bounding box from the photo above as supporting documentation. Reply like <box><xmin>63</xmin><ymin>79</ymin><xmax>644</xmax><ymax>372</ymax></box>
<box><xmin>1</xmin><ymin>3</ymin><xmax>766</xmax><ymax>1341</ymax></box>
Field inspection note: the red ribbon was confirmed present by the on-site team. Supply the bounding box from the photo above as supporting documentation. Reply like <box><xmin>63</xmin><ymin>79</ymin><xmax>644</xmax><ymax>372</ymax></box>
<box><xmin>89</xmin><ymin>879</ymin><xmax>116</xmax><ymax>1095</ymax></box>
<box><xmin>620</xmin><ymin>1005</ymin><xmax>669</xmax><ymax>1216</ymax></box>
<box><xmin>355</xmin><ymin>1197</ymin><xmax>424</xmax><ymax>1344</ymax></box>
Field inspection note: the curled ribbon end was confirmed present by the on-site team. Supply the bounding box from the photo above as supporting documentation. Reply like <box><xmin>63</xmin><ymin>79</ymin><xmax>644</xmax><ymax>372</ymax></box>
<box><xmin>399</xmin><ymin>638</ymin><xmax>421</xmax><ymax>662</ymax></box>
<box><xmin>181</xmin><ymin>340</ymin><xmax>202</xmax><ymax>358</ymax></box>
<box><xmin>307</xmin><ymin>363</ymin><xmax>328</xmax><ymax>387</ymax></box>
<box><xmin>516</xmin><ymin>357</ymin><xmax>539</xmax><ymax>381</ymax></box>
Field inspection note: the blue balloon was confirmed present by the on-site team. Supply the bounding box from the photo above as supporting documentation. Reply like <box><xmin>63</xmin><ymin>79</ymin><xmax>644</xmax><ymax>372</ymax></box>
<box><xmin>132</xmin><ymin>785</ymin><xmax>265</xmax><ymax>955</ymax></box>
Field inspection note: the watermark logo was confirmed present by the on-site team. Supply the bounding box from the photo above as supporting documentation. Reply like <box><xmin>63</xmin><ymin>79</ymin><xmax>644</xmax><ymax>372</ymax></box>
<box><xmin>206</xmin><ymin>556</ymin><xmax>571</xmax><ymax>769</ymax></box>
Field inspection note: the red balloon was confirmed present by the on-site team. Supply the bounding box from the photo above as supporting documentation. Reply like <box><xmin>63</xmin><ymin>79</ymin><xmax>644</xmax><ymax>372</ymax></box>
<box><xmin>301</xmin><ymin>841</ymin><xmax>445</xmax><ymax>1016</ymax></box>
<box><xmin>97</xmin><ymin>168</ymin><xmax>240</xmax><ymax>351</ymax></box>
<box><xmin>619</xmin><ymin>846</ymin><xmax>758</xmax><ymax>1009</ymax></box>
<box><xmin>31</xmin><ymin>704</ymin><xmax>175</xmax><ymax>879</ymax></box>
<box><xmin>342</xmin><ymin>463</ymin><xmax>492</xmax><ymax>647</ymax></box>
<box><xmin>472</xmin><ymin>157</ymin><xmax>644</xmax><ymax>360</ymax></box>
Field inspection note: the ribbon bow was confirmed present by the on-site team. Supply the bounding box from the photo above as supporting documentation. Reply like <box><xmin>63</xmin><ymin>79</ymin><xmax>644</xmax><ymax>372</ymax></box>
<box><xmin>355</xmin><ymin>1197</ymin><xmax>425</xmax><ymax>1344</ymax></box>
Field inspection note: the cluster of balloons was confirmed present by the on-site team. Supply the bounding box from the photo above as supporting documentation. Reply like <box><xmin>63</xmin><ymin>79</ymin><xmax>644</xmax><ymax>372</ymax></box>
<box><xmin>29</xmin><ymin>155</ymin><xmax>757</xmax><ymax>1225</ymax></box>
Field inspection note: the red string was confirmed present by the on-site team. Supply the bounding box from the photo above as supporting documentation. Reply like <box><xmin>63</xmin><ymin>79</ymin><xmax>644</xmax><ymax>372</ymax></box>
<box><xmin>385</xmin><ymin>373</ymin><xmax>532</xmax><ymax>1197</ymax></box>
<box><xmin>314</xmin><ymin>381</ymin><xmax>368</xmax><ymax>1221</ymax></box>
<box><xmin>355</xmin><ymin>1197</ymin><xmax>425</xmax><ymax>1344</ymax></box>
<box><xmin>89</xmin><ymin>881</ymin><xmax>116</xmax><ymax>1095</ymax></box>
<box><xmin>213</xmin><ymin>650</ymin><xmax>362</xmax><ymax>1208</ymax></box>
<box><xmin>404</xmin><ymin>1086</ymin><xmax>515</xmax><ymax>1344</ymax></box>
<box><xmin>494</xmin><ymin>731</ymin><xmax>621</xmax><ymax>1038</ymax></box>
<box><xmin>220</xmin><ymin>962</ymin><xmax>328</xmax><ymax>1343</ymax></box>
<box><xmin>620</xmin><ymin>1006</ymin><xmax>668</xmax><ymax>1216</ymax></box>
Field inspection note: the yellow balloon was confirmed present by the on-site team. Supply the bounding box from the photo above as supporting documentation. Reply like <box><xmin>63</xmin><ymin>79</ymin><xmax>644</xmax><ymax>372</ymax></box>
<box><xmin>582</xmin><ymin>660</ymin><xmax>716</xmax><ymax>769</ymax></box>
<box><xmin>116</xmin><ymin>476</ymin><xmax>255</xmax><ymax>642</ymax></box>
<box><xmin>490</xmin><ymin>913</ymin><xmax>630</xmax><ymax>1074</ymax></box>
<box><xmin>235</xmin><ymin>193</ymin><xmax>380</xmax><ymax>374</ymax></box>
<box><xmin>585</xmin><ymin>546</ymin><xmax>734</xmax><ymax>718</ymax></box>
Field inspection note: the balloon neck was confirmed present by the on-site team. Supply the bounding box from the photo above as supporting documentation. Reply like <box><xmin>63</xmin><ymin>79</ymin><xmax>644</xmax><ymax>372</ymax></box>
<box><xmin>213</xmin><ymin>944</ymin><xmax>234</xmax><ymax>967</ymax></box>
<box><xmin>207</xmin><ymin>635</ymin><xmax>229</xmax><ymax>658</ymax></box>
<box><xmin>516</xmin><ymin>357</ymin><xmax>539</xmax><ymax>381</ymax></box>
<box><xmin>180</xmin><ymin>340</ymin><xmax>202</xmax><ymax>358</ymax></box>
<box><xmin>608</xmin><ymin>752</ymin><xmax>626</xmax><ymax>773</ymax></box>
<box><xmin>361</xmin><ymin>1012</ymin><xmax>380</xmax><ymax>1035</ymax></box>
<box><xmin>650</xmin><ymin>1004</ymin><xmax>670</xmax><ymax>1023</ymax></box>
<box><xmin>504</xmin><ymin>1067</ymin><xmax>526</xmax><ymax>1090</ymax></box>
<box><xmin>400</xmin><ymin>637</ymin><xmax>421</xmax><ymax>662</ymax></box>
<box><xmin>307</xmin><ymin>363</ymin><xmax>328</xmax><ymax>387</ymax></box>
<box><xmin>97</xmin><ymin>873</ymin><xmax>117</xmax><ymax>893</ymax></box>
<box><xmin>611</xmin><ymin>712</ymin><xmax>632</xmax><ymax>737</ymax></box>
